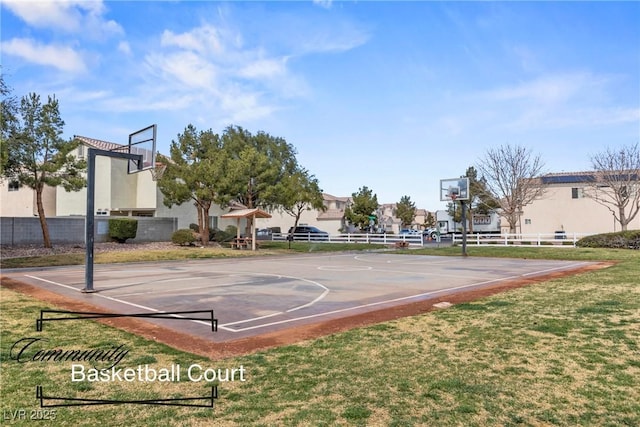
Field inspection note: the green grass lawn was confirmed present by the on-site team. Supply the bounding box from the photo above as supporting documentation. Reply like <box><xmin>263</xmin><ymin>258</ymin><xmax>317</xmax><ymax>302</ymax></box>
<box><xmin>0</xmin><ymin>241</ymin><xmax>389</xmax><ymax>269</ymax></box>
<box><xmin>1</xmin><ymin>246</ymin><xmax>639</xmax><ymax>426</ymax></box>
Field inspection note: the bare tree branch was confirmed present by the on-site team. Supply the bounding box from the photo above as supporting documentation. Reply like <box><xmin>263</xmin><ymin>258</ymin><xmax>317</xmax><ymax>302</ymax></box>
<box><xmin>585</xmin><ymin>143</ymin><xmax>640</xmax><ymax>231</ymax></box>
<box><xmin>476</xmin><ymin>144</ymin><xmax>547</xmax><ymax>233</ymax></box>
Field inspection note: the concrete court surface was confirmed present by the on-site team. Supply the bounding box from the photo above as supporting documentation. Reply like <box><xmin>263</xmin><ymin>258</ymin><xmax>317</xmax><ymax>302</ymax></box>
<box><xmin>2</xmin><ymin>252</ymin><xmax>597</xmax><ymax>344</ymax></box>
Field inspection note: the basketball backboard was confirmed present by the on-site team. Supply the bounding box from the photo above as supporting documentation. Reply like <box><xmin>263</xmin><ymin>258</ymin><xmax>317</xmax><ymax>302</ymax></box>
<box><xmin>440</xmin><ymin>177</ymin><xmax>470</xmax><ymax>202</ymax></box>
<box><xmin>127</xmin><ymin>124</ymin><xmax>156</xmax><ymax>174</ymax></box>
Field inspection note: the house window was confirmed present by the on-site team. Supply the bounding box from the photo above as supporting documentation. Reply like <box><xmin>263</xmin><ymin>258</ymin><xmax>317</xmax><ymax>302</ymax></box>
<box><xmin>524</xmin><ymin>219</ymin><xmax>532</xmax><ymax>225</ymax></box>
<box><xmin>209</xmin><ymin>216</ymin><xmax>218</xmax><ymax>230</ymax></box>
<box><xmin>571</xmin><ymin>188</ymin><xmax>583</xmax><ymax>199</ymax></box>
<box><xmin>8</xmin><ymin>181</ymin><xmax>20</xmax><ymax>192</ymax></box>
<box><xmin>77</xmin><ymin>145</ymin><xmax>85</xmax><ymax>159</ymax></box>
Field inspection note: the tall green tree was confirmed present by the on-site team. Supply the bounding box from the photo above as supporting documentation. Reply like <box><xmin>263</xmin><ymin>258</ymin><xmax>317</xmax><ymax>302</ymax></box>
<box><xmin>219</xmin><ymin>126</ymin><xmax>300</xmax><ymax>235</ymax></box>
<box><xmin>394</xmin><ymin>195</ymin><xmax>416</xmax><ymax>228</ymax></box>
<box><xmin>157</xmin><ymin>125</ymin><xmax>230</xmax><ymax>246</ymax></box>
<box><xmin>220</xmin><ymin>126</ymin><xmax>298</xmax><ymax>209</ymax></box>
<box><xmin>447</xmin><ymin>166</ymin><xmax>500</xmax><ymax>232</ymax></box>
<box><xmin>424</xmin><ymin>211</ymin><xmax>436</xmax><ymax>228</ymax></box>
<box><xmin>3</xmin><ymin>93</ymin><xmax>86</xmax><ymax>248</ymax></box>
<box><xmin>278</xmin><ymin>168</ymin><xmax>325</xmax><ymax>230</ymax></box>
<box><xmin>345</xmin><ymin>186</ymin><xmax>379</xmax><ymax>232</ymax></box>
<box><xmin>1</xmin><ymin>73</ymin><xmax>18</xmax><ymax>177</ymax></box>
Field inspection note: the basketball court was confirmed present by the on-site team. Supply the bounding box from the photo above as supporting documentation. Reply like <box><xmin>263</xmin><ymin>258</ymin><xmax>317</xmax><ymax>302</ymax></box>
<box><xmin>2</xmin><ymin>252</ymin><xmax>598</xmax><ymax>346</ymax></box>
<box><xmin>0</xmin><ymin>138</ymin><xmax>603</xmax><ymax>356</ymax></box>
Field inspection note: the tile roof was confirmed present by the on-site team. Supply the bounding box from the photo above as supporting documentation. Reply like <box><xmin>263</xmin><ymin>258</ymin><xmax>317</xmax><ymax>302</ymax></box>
<box><xmin>323</xmin><ymin>193</ymin><xmax>351</xmax><ymax>203</ymax></box>
<box><xmin>74</xmin><ymin>135</ymin><xmax>127</xmax><ymax>152</ymax></box>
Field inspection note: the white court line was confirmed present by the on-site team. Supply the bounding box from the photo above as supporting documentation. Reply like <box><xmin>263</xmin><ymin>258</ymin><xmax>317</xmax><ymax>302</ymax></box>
<box><xmin>219</xmin><ymin>276</ymin><xmax>330</xmax><ymax>326</ymax></box>
<box><xmin>24</xmin><ymin>261</ymin><xmax>589</xmax><ymax>334</ymax></box>
<box><xmin>25</xmin><ymin>275</ymin><xmax>79</xmax><ymax>291</ymax></box>
<box><xmin>520</xmin><ymin>262</ymin><xmax>589</xmax><ymax>277</ymax></box>
<box><xmin>24</xmin><ymin>271</ymin><xmax>331</xmax><ymax>331</ymax></box>
<box><xmin>353</xmin><ymin>254</ymin><xmax>460</xmax><ymax>265</ymax></box>
<box><xmin>221</xmin><ymin>262</ymin><xmax>590</xmax><ymax>332</ymax></box>
<box><xmin>24</xmin><ymin>275</ymin><xmax>216</xmax><ymax>329</ymax></box>
<box><xmin>115</xmin><ymin>279</ymin><xmax>257</xmax><ymax>297</ymax></box>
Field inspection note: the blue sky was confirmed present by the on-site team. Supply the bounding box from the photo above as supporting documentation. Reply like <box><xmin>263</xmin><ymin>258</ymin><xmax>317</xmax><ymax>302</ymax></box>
<box><xmin>2</xmin><ymin>1</ymin><xmax>639</xmax><ymax>210</ymax></box>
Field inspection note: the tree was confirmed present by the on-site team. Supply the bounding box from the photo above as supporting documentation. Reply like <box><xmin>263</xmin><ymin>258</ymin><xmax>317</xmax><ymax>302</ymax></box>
<box><xmin>345</xmin><ymin>186</ymin><xmax>379</xmax><ymax>232</ymax></box>
<box><xmin>477</xmin><ymin>144</ymin><xmax>546</xmax><ymax>234</ymax></box>
<box><xmin>585</xmin><ymin>143</ymin><xmax>640</xmax><ymax>231</ymax></box>
<box><xmin>447</xmin><ymin>166</ymin><xmax>500</xmax><ymax>233</ymax></box>
<box><xmin>220</xmin><ymin>126</ymin><xmax>298</xmax><ymax>208</ymax></box>
<box><xmin>1</xmin><ymin>73</ymin><xmax>18</xmax><ymax>178</ymax></box>
<box><xmin>424</xmin><ymin>211</ymin><xmax>436</xmax><ymax>228</ymax></box>
<box><xmin>394</xmin><ymin>195</ymin><xmax>416</xmax><ymax>228</ymax></box>
<box><xmin>2</xmin><ymin>93</ymin><xmax>86</xmax><ymax>248</ymax></box>
<box><xmin>278</xmin><ymin>168</ymin><xmax>325</xmax><ymax>230</ymax></box>
<box><xmin>219</xmin><ymin>126</ymin><xmax>299</xmax><ymax>235</ymax></box>
<box><xmin>157</xmin><ymin>125</ymin><xmax>230</xmax><ymax>246</ymax></box>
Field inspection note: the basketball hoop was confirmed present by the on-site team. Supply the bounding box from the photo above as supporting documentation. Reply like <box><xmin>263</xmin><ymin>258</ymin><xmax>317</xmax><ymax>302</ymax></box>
<box><xmin>450</xmin><ymin>193</ymin><xmax>458</xmax><ymax>201</ymax></box>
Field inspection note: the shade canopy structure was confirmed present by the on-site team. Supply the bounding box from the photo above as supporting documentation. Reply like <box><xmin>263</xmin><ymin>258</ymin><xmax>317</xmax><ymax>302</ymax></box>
<box><xmin>220</xmin><ymin>208</ymin><xmax>272</xmax><ymax>250</ymax></box>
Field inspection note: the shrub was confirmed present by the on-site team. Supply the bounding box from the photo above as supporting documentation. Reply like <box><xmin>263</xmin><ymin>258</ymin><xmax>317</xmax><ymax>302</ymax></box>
<box><xmin>188</xmin><ymin>223</ymin><xmax>199</xmax><ymax>232</ymax></box>
<box><xmin>576</xmin><ymin>230</ymin><xmax>640</xmax><ymax>249</ymax></box>
<box><xmin>212</xmin><ymin>225</ymin><xmax>238</xmax><ymax>243</ymax></box>
<box><xmin>108</xmin><ymin>218</ymin><xmax>138</xmax><ymax>243</ymax></box>
<box><xmin>172</xmin><ymin>229</ymin><xmax>196</xmax><ymax>246</ymax></box>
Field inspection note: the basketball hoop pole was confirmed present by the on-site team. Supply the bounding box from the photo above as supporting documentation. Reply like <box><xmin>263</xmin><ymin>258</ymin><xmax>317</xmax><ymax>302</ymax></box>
<box><xmin>460</xmin><ymin>200</ymin><xmax>468</xmax><ymax>257</ymax></box>
<box><xmin>441</xmin><ymin>177</ymin><xmax>469</xmax><ymax>257</ymax></box>
<box><xmin>83</xmin><ymin>148</ymin><xmax>143</xmax><ymax>292</ymax></box>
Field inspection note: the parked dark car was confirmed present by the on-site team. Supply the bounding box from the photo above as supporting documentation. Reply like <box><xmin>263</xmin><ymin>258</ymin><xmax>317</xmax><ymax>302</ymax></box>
<box><xmin>255</xmin><ymin>227</ymin><xmax>281</xmax><ymax>240</ymax></box>
<box><xmin>256</xmin><ymin>228</ymin><xmax>272</xmax><ymax>240</ymax></box>
<box><xmin>287</xmin><ymin>226</ymin><xmax>329</xmax><ymax>241</ymax></box>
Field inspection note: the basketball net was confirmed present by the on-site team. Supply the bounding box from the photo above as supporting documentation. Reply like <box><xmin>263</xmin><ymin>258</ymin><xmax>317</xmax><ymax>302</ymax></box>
<box><xmin>149</xmin><ymin>164</ymin><xmax>166</xmax><ymax>181</ymax></box>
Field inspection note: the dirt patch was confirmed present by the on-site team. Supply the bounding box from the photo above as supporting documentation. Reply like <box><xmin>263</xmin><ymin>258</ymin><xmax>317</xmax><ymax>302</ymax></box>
<box><xmin>0</xmin><ymin>262</ymin><xmax>611</xmax><ymax>360</ymax></box>
<box><xmin>0</xmin><ymin>241</ymin><xmax>181</xmax><ymax>259</ymax></box>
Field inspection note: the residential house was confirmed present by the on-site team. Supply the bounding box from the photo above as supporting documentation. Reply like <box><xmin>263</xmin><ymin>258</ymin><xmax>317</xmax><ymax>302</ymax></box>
<box><xmin>1</xmin><ymin>178</ymin><xmax>56</xmax><ymax>217</ymax></box>
<box><xmin>519</xmin><ymin>172</ymin><xmax>640</xmax><ymax>235</ymax></box>
<box><xmin>258</xmin><ymin>193</ymin><xmax>352</xmax><ymax>235</ymax></box>
<box><xmin>376</xmin><ymin>204</ymin><xmax>401</xmax><ymax>234</ymax></box>
<box><xmin>0</xmin><ymin>136</ymin><xmax>247</xmax><ymax>233</ymax></box>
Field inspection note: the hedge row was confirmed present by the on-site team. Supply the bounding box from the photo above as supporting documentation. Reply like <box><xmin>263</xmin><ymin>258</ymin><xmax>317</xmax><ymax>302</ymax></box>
<box><xmin>576</xmin><ymin>230</ymin><xmax>640</xmax><ymax>249</ymax></box>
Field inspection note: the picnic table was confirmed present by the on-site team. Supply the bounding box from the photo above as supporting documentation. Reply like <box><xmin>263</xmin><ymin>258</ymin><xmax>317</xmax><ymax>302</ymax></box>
<box><xmin>230</xmin><ymin>237</ymin><xmax>252</xmax><ymax>250</ymax></box>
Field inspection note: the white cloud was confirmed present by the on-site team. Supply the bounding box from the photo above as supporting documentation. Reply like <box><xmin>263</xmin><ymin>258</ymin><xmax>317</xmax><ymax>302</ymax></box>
<box><xmin>487</xmin><ymin>73</ymin><xmax>598</xmax><ymax>105</ymax></box>
<box><xmin>239</xmin><ymin>58</ymin><xmax>287</xmax><ymax>79</ymax></box>
<box><xmin>470</xmin><ymin>72</ymin><xmax>638</xmax><ymax>131</ymax></box>
<box><xmin>313</xmin><ymin>0</ymin><xmax>333</xmax><ymax>9</ymax></box>
<box><xmin>0</xmin><ymin>38</ymin><xmax>86</xmax><ymax>73</ymax></box>
<box><xmin>117</xmin><ymin>41</ymin><xmax>132</xmax><ymax>56</ymax></box>
<box><xmin>161</xmin><ymin>26</ymin><xmax>223</xmax><ymax>55</ymax></box>
<box><xmin>298</xmin><ymin>26</ymin><xmax>369</xmax><ymax>54</ymax></box>
<box><xmin>2</xmin><ymin>0</ymin><xmax>123</xmax><ymax>38</ymax></box>
<box><xmin>149</xmin><ymin>51</ymin><xmax>219</xmax><ymax>90</ymax></box>
<box><xmin>138</xmin><ymin>23</ymin><xmax>299</xmax><ymax>123</ymax></box>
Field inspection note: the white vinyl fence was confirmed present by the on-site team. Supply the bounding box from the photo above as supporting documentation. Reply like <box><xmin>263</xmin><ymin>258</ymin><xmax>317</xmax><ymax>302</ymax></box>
<box><xmin>451</xmin><ymin>232</ymin><xmax>590</xmax><ymax>247</ymax></box>
<box><xmin>272</xmin><ymin>232</ymin><xmax>425</xmax><ymax>247</ymax></box>
<box><xmin>269</xmin><ymin>232</ymin><xmax>592</xmax><ymax>248</ymax></box>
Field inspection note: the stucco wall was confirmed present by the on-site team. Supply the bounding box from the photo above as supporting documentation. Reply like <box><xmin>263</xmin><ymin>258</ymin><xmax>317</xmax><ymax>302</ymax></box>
<box><xmin>520</xmin><ymin>184</ymin><xmax>640</xmax><ymax>234</ymax></box>
<box><xmin>1</xmin><ymin>217</ymin><xmax>177</xmax><ymax>246</ymax></box>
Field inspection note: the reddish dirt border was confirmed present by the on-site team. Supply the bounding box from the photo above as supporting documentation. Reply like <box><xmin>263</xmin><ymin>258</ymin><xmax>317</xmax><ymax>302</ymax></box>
<box><xmin>1</xmin><ymin>262</ymin><xmax>611</xmax><ymax>360</ymax></box>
